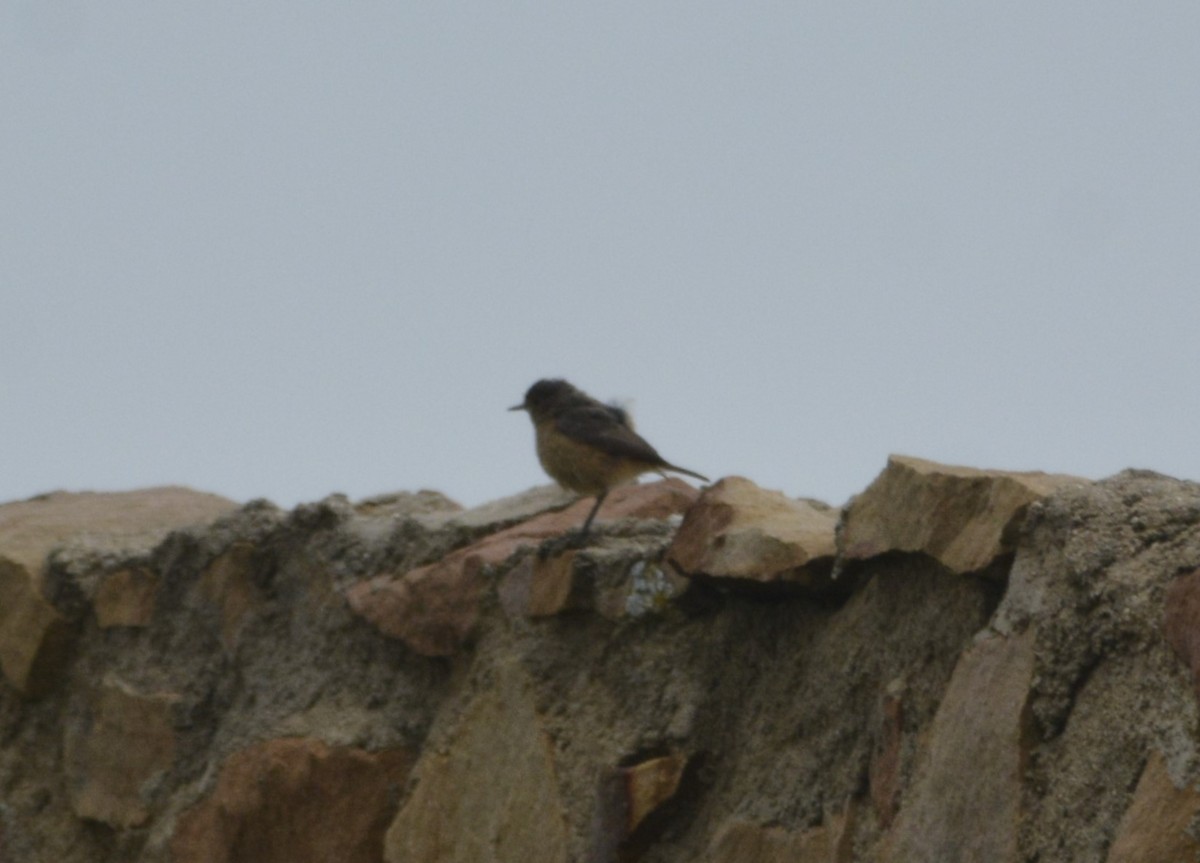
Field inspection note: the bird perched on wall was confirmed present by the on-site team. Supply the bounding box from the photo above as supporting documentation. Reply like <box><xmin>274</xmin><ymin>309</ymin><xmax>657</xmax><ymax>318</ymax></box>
<box><xmin>510</xmin><ymin>378</ymin><xmax>709</xmax><ymax>541</ymax></box>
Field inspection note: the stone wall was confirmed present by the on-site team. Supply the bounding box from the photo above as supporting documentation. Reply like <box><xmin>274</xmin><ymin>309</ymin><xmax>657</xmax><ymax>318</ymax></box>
<box><xmin>2</xmin><ymin>457</ymin><xmax>1199</xmax><ymax>862</ymax></box>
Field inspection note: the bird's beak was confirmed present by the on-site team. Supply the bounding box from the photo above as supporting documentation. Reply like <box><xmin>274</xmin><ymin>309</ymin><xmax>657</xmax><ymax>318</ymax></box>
<box><xmin>508</xmin><ymin>403</ymin><xmax>526</xmax><ymax>412</ymax></box>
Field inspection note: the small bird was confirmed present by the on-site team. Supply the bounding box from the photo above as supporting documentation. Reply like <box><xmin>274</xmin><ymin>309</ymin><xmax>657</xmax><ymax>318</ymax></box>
<box><xmin>510</xmin><ymin>378</ymin><xmax>708</xmax><ymax>540</ymax></box>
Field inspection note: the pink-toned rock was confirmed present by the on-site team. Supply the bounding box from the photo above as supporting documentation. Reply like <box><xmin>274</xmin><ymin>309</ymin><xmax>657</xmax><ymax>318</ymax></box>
<box><xmin>884</xmin><ymin>630</ymin><xmax>1035</xmax><ymax>862</ymax></box>
<box><xmin>0</xmin><ymin>487</ymin><xmax>236</xmax><ymax>694</ymax></box>
<box><xmin>63</xmin><ymin>679</ymin><xmax>179</xmax><ymax>827</ymax></box>
<box><xmin>94</xmin><ymin>568</ymin><xmax>159</xmax><ymax>628</ymax></box>
<box><xmin>1106</xmin><ymin>750</ymin><xmax>1200</xmax><ymax>863</ymax></box>
<box><xmin>1164</xmin><ymin>568</ymin><xmax>1200</xmax><ymax>702</ymax></box>
<box><xmin>348</xmin><ymin>480</ymin><xmax>697</xmax><ymax>655</ymax></box>
<box><xmin>171</xmin><ymin>738</ymin><xmax>413</xmax><ymax>863</ymax></box>
<box><xmin>706</xmin><ymin>811</ymin><xmax>855</xmax><ymax>863</ymax></box>
<box><xmin>840</xmin><ymin>455</ymin><xmax>1081</xmax><ymax>574</ymax></box>
<box><xmin>383</xmin><ymin>660</ymin><xmax>568</xmax><ymax>863</ymax></box>
<box><xmin>668</xmin><ymin>477</ymin><xmax>836</xmax><ymax>589</ymax></box>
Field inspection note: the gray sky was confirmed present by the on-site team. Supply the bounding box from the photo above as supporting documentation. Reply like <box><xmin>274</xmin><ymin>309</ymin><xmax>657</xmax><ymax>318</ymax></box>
<box><xmin>4</xmin><ymin>2</ymin><xmax>1199</xmax><ymax>510</ymax></box>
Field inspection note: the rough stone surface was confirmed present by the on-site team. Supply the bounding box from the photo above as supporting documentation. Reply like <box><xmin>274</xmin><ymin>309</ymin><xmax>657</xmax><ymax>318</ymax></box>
<box><xmin>998</xmin><ymin>470</ymin><xmax>1200</xmax><ymax>862</ymax></box>
<box><xmin>839</xmin><ymin>454</ymin><xmax>1082</xmax><ymax>574</ymax></box>
<box><xmin>171</xmin><ymin>738</ymin><xmax>413</xmax><ymax>863</ymax></box>
<box><xmin>884</xmin><ymin>630</ymin><xmax>1035</xmax><ymax>862</ymax></box>
<box><xmin>383</xmin><ymin>660</ymin><xmax>569</xmax><ymax>863</ymax></box>
<box><xmin>0</xmin><ymin>487</ymin><xmax>236</xmax><ymax>695</ymax></box>
<box><xmin>93</xmin><ymin>568</ymin><xmax>159</xmax><ymax>629</ymax></box>
<box><xmin>624</xmin><ymin>752</ymin><xmax>688</xmax><ymax>833</ymax></box>
<box><xmin>1106</xmin><ymin>750</ymin><xmax>1200</xmax><ymax>863</ymax></box>
<box><xmin>0</xmin><ymin>558</ymin><xmax>73</xmax><ymax>695</ymax></box>
<box><xmin>0</xmin><ymin>468</ymin><xmax>1198</xmax><ymax>863</ymax></box>
<box><xmin>669</xmin><ymin>476</ymin><xmax>837</xmax><ymax>589</ymax></box>
<box><xmin>868</xmin><ymin>686</ymin><xmax>904</xmax><ymax>828</ymax></box>
<box><xmin>525</xmin><ymin>536</ymin><xmax>687</xmax><ymax>620</ymax></box>
<box><xmin>1164</xmin><ymin>567</ymin><xmax>1200</xmax><ymax>701</ymax></box>
<box><xmin>199</xmin><ymin>543</ymin><xmax>264</xmax><ymax>650</ymax></box>
<box><xmin>0</xmin><ymin>487</ymin><xmax>237</xmax><ymax>576</ymax></box>
<box><xmin>63</xmin><ymin>680</ymin><xmax>178</xmax><ymax>828</ymax></box>
<box><xmin>347</xmin><ymin>479</ymin><xmax>696</xmax><ymax>654</ymax></box>
<box><xmin>706</xmin><ymin>813</ymin><xmax>854</xmax><ymax>863</ymax></box>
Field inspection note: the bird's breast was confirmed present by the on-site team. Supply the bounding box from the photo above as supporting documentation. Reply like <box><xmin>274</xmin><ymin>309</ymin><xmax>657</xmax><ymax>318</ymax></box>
<box><xmin>534</xmin><ymin>421</ymin><xmax>648</xmax><ymax>495</ymax></box>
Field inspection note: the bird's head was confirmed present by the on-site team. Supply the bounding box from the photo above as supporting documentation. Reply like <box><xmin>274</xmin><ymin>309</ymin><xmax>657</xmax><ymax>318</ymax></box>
<box><xmin>509</xmin><ymin>378</ymin><xmax>585</xmax><ymax>423</ymax></box>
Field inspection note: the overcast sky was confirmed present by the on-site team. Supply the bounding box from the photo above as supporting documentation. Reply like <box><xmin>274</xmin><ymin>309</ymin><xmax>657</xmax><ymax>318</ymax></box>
<box><xmin>4</xmin><ymin>2</ymin><xmax>1198</xmax><ymax>511</ymax></box>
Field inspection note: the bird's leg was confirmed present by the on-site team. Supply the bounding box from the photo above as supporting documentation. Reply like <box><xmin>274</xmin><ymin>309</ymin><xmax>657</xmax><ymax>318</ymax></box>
<box><xmin>577</xmin><ymin>490</ymin><xmax>608</xmax><ymax>541</ymax></box>
<box><xmin>538</xmin><ymin>490</ymin><xmax>609</xmax><ymax>558</ymax></box>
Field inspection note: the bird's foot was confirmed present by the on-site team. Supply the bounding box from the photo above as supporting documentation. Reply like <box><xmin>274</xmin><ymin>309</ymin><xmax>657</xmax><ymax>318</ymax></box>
<box><xmin>537</xmin><ymin>529</ymin><xmax>591</xmax><ymax>559</ymax></box>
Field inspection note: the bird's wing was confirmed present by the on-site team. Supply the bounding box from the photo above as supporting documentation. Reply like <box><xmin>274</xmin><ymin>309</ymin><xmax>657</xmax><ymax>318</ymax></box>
<box><xmin>555</xmin><ymin>405</ymin><xmax>667</xmax><ymax>465</ymax></box>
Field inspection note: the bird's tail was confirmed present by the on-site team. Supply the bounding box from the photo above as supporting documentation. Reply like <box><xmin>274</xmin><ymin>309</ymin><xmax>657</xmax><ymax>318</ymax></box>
<box><xmin>660</xmin><ymin>463</ymin><xmax>710</xmax><ymax>484</ymax></box>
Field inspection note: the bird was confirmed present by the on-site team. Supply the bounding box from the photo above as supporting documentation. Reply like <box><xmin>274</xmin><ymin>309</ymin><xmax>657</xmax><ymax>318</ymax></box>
<box><xmin>510</xmin><ymin>378</ymin><xmax>708</xmax><ymax>540</ymax></box>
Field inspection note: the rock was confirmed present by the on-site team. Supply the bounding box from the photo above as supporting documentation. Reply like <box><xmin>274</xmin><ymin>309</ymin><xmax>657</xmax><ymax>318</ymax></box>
<box><xmin>93</xmin><ymin>567</ymin><xmax>159</xmax><ymax>628</ymax></box>
<box><xmin>437</xmin><ymin>484</ymin><xmax>578</xmax><ymax>532</ymax></box>
<box><xmin>1164</xmin><ymin>568</ymin><xmax>1200</xmax><ymax>702</ymax></box>
<box><xmin>345</xmin><ymin>550</ymin><xmax>489</xmax><ymax>658</ymax></box>
<box><xmin>992</xmin><ymin>471</ymin><xmax>1200</xmax><ymax>860</ymax></box>
<box><xmin>383</xmin><ymin>660</ymin><xmax>568</xmax><ymax>863</ymax></box>
<box><xmin>0</xmin><ymin>487</ymin><xmax>237</xmax><ymax>577</ymax></box>
<box><xmin>199</xmin><ymin>543</ymin><xmax>264</xmax><ymax>651</ymax></box>
<box><xmin>623</xmin><ymin>753</ymin><xmax>687</xmax><ymax>833</ymax></box>
<box><xmin>1106</xmin><ymin>750</ymin><xmax>1200</xmax><ymax>863</ymax></box>
<box><xmin>171</xmin><ymin>738</ymin><xmax>413</xmax><ymax>863</ymax></box>
<box><xmin>668</xmin><ymin>477</ymin><xmax>837</xmax><ymax>590</ymax></box>
<box><xmin>706</xmin><ymin>811</ymin><xmax>855</xmax><ymax>863</ymax></box>
<box><xmin>839</xmin><ymin>455</ymin><xmax>1082</xmax><ymax>574</ymax></box>
<box><xmin>527</xmin><ymin>546</ymin><xmax>687</xmax><ymax>620</ymax></box>
<box><xmin>0</xmin><ymin>487</ymin><xmax>236</xmax><ymax>694</ymax></box>
<box><xmin>868</xmin><ymin>685</ymin><xmax>904</xmax><ymax>828</ymax></box>
<box><xmin>352</xmin><ymin>489</ymin><xmax>463</xmax><ymax>520</ymax></box>
<box><xmin>529</xmin><ymin>550</ymin><xmax>588</xmax><ymax>616</ymax></box>
<box><xmin>0</xmin><ymin>559</ymin><xmax>73</xmax><ymax>696</ymax></box>
<box><xmin>347</xmin><ymin>480</ymin><xmax>696</xmax><ymax>655</ymax></box>
<box><xmin>592</xmin><ymin>752</ymin><xmax>690</xmax><ymax>860</ymax></box>
<box><xmin>63</xmin><ymin>679</ymin><xmax>179</xmax><ymax>828</ymax></box>
<box><xmin>884</xmin><ymin>630</ymin><xmax>1035</xmax><ymax>862</ymax></box>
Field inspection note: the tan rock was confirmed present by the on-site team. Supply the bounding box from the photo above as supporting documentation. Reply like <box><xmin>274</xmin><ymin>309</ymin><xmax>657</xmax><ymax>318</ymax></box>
<box><xmin>63</xmin><ymin>679</ymin><xmax>178</xmax><ymax>827</ymax></box>
<box><xmin>1106</xmin><ymin>750</ymin><xmax>1200</xmax><ymax>863</ymax></box>
<box><xmin>0</xmin><ymin>487</ymin><xmax>237</xmax><ymax>576</ymax></box>
<box><xmin>0</xmin><ymin>487</ymin><xmax>236</xmax><ymax>694</ymax></box>
<box><xmin>840</xmin><ymin>455</ymin><xmax>1081</xmax><ymax>574</ymax></box>
<box><xmin>529</xmin><ymin>550</ymin><xmax>588</xmax><ymax>616</ymax></box>
<box><xmin>884</xmin><ymin>630</ymin><xmax>1035</xmax><ymax>862</ymax></box>
<box><xmin>171</xmin><ymin>738</ymin><xmax>412</xmax><ymax>863</ymax></box>
<box><xmin>591</xmin><ymin>752</ymin><xmax>690</xmax><ymax>859</ymax></box>
<box><xmin>384</xmin><ymin>660</ymin><xmax>568</xmax><ymax>863</ymax></box>
<box><xmin>94</xmin><ymin>567</ymin><xmax>159</xmax><ymax>628</ymax></box>
<box><xmin>706</xmin><ymin>811</ymin><xmax>855</xmax><ymax>863</ymax></box>
<box><xmin>200</xmin><ymin>543</ymin><xmax>263</xmax><ymax>650</ymax></box>
<box><xmin>348</xmin><ymin>480</ymin><xmax>696</xmax><ymax>655</ymax></box>
<box><xmin>669</xmin><ymin>476</ymin><xmax>837</xmax><ymax>589</ymax></box>
<box><xmin>625</xmin><ymin>753</ymin><xmax>687</xmax><ymax>833</ymax></box>
<box><xmin>0</xmin><ymin>558</ymin><xmax>73</xmax><ymax>696</ymax></box>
